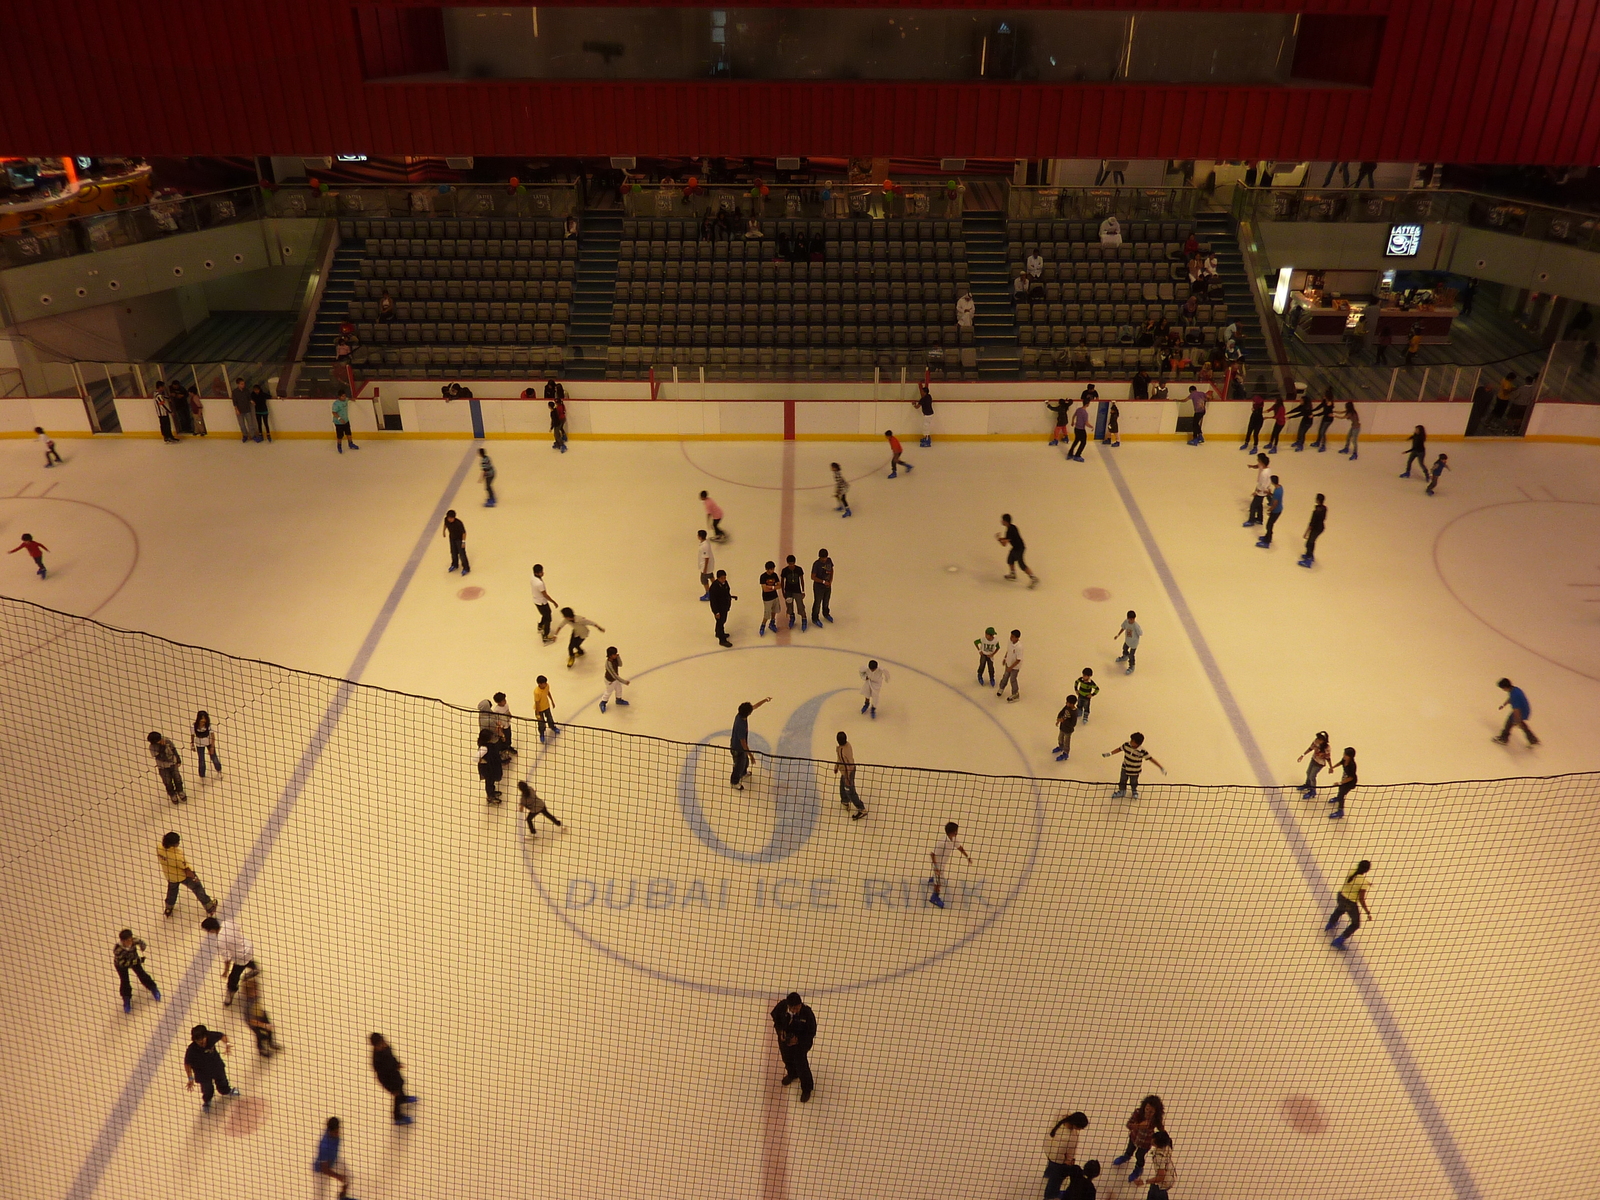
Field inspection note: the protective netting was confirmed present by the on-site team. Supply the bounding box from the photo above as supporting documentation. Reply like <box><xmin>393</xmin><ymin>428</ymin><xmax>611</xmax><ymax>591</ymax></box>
<box><xmin>2</xmin><ymin>594</ymin><xmax>1597</xmax><ymax>1200</ymax></box>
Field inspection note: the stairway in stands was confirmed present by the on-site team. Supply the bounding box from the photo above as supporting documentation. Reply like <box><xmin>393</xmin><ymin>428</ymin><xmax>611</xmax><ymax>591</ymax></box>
<box><xmin>1195</xmin><ymin>211</ymin><xmax>1272</xmax><ymax>397</ymax></box>
<box><xmin>962</xmin><ymin>212</ymin><xmax>1019</xmax><ymax>379</ymax></box>
<box><xmin>302</xmin><ymin>240</ymin><xmax>365</xmax><ymax>392</ymax></box>
<box><xmin>565</xmin><ymin>212</ymin><xmax>621</xmax><ymax>381</ymax></box>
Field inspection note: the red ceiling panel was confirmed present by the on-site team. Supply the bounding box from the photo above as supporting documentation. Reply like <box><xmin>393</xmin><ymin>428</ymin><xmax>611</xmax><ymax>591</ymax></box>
<box><xmin>2</xmin><ymin>1</ymin><xmax>1598</xmax><ymax>164</ymax></box>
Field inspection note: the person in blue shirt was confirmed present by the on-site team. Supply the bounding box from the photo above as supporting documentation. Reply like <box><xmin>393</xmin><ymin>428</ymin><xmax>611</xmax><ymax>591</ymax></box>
<box><xmin>1493</xmin><ymin>678</ymin><xmax>1540</xmax><ymax>746</ymax></box>
<box><xmin>313</xmin><ymin>1117</ymin><xmax>356</xmax><ymax>1198</ymax></box>
<box><xmin>1256</xmin><ymin>476</ymin><xmax>1284</xmax><ymax>547</ymax></box>
<box><xmin>331</xmin><ymin>392</ymin><xmax>360</xmax><ymax>454</ymax></box>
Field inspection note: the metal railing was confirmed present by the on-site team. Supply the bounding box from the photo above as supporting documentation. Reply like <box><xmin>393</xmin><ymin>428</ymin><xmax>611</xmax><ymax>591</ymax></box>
<box><xmin>1006</xmin><ymin>186</ymin><xmax>1202</xmax><ymax>222</ymax></box>
<box><xmin>0</xmin><ymin>185</ymin><xmax>266</xmax><ymax>268</ymax></box>
<box><xmin>618</xmin><ymin>182</ymin><xmax>968</xmax><ymax>222</ymax></box>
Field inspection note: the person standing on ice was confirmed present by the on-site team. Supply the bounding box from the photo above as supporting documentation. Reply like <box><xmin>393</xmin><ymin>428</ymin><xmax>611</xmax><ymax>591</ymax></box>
<box><xmin>600</xmin><ymin>647</ymin><xmax>631</xmax><ymax>713</ymax></box>
<box><xmin>697</xmin><ymin>530</ymin><xmax>715</xmax><ymax>600</ymax></box>
<box><xmin>858</xmin><ymin>659</ymin><xmax>889</xmax><ymax>719</ymax></box>
<box><xmin>700</xmin><ymin>491</ymin><xmax>726</xmax><ymax>540</ymax></box>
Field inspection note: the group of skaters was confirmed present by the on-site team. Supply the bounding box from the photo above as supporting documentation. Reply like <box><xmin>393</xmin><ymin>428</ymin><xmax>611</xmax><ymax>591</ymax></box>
<box><xmin>1041</xmin><ymin>1095</ymin><xmax>1178</xmax><ymax>1200</ymax></box>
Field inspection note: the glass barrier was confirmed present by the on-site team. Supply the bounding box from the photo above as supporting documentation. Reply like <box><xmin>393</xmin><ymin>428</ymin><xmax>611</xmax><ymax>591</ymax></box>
<box><xmin>619</xmin><ymin>183</ymin><xmax>967</xmax><ymax>222</ymax></box>
<box><xmin>1007</xmin><ymin>186</ymin><xmax>1200</xmax><ymax>222</ymax></box>
<box><xmin>267</xmin><ymin>184</ymin><xmax>579</xmax><ymax>222</ymax></box>
<box><xmin>0</xmin><ymin>186</ymin><xmax>265</xmax><ymax>269</ymax></box>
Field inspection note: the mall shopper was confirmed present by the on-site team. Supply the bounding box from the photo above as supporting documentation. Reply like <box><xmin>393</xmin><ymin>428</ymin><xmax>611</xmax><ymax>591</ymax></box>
<box><xmin>517</xmin><ymin>781</ymin><xmax>564</xmax><ymax>838</ymax></box>
<box><xmin>147</xmin><ymin>731</ymin><xmax>187</xmax><ymax>803</ymax></box>
<box><xmin>1113</xmin><ymin>1095</ymin><xmax>1166</xmax><ymax>1183</ymax></box>
<box><xmin>370</xmin><ymin>1033</ymin><xmax>418</xmax><ymax>1125</ymax></box>
<box><xmin>157</xmin><ymin>832</ymin><xmax>217</xmax><ymax>916</ymax></box>
<box><xmin>183</xmin><ymin>1025</ymin><xmax>238</xmax><ymax>1112</ymax></box>
<box><xmin>201</xmin><ymin>916</ymin><xmax>259</xmax><ymax>1005</ymax></box>
<box><xmin>1493</xmin><ymin>678</ymin><xmax>1540</xmax><ymax>745</ymax></box>
<box><xmin>1326</xmin><ymin>860</ymin><xmax>1373</xmax><ymax>947</ymax></box>
<box><xmin>771</xmin><ymin>992</ymin><xmax>818</xmax><ymax>1102</ymax></box>
<box><xmin>190</xmin><ymin>710</ymin><xmax>221</xmax><ymax>778</ymax></box>
<box><xmin>834</xmin><ymin>731</ymin><xmax>866</xmax><ymax>818</ymax></box>
<box><xmin>442</xmin><ymin>510</ymin><xmax>470</xmax><ymax>575</ymax></box>
<box><xmin>1042</xmin><ymin>1111</ymin><xmax>1090</xmax><ymax>1198</ymax></box>
<box><xmin>113</xmin><ymin>929</ymin><xmax>161</xmax><ymax>1013</ymax></box>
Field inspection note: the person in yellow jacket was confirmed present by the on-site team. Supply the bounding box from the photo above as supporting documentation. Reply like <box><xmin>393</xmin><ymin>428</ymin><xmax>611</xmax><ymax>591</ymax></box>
<box><xmin>158</xmin><ymin>831</ymin><xmax>218</xmax><ymax>917</ymax></box>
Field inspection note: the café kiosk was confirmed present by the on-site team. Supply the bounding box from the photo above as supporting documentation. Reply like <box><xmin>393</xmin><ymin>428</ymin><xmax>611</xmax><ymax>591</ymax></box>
<box><xmin>1289</xmin><ymin>270</ymin><xmax>1460</xmax><ymax>346</ymax></box>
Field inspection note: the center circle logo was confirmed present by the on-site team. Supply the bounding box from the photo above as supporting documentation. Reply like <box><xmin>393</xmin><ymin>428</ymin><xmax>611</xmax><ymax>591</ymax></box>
<box><xmin>520</xmin><ymin>645</ymin><xmax>1045</xmax><ymax>996</ymax></box>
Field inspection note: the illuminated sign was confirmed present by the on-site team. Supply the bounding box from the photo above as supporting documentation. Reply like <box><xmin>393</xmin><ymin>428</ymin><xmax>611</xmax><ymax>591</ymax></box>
<box><xmin>1385</xmin><ymin>223</ymin><xmax>1423</xmax><ymax>257</ymax></box>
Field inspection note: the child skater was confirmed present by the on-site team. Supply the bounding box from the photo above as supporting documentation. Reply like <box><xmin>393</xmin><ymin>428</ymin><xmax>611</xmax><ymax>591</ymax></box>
<box><xmin>517</xmin><ymin>781</ymin><xmax>564</xmax><ymax>838</ymax></box>
<box><xmin>9</xmin><ymin>533</ymin><xmax>49</xmax><ymax>579</ymax></box>
<box><xmin>830</xmin><ymin>462</ymin><xmax>852</xmax><ymax>517</ymax></box>
<box><xmin>1425</xmin><ymin>452</ymin><xmax>1450</xmax><ymax>496</ymax></box>
<box><xmin>700</xmin><ymin>491</ymin><xmax>726</xmax><ymax>540</ymax></box>
<box><xmin>600</xmin><ymin>647</ymin><xmax>631</xmax><ymax>713</ymax></box>
<box><xmin>35</xmin><ymin>427</ymin><xmax>62</xmax><ymax>468</ymax></box>
<box><xmin>974</xmin><ymin>626</ymin><xmax>1000</xmax><ymax>688</ymax></box>
<box><xmin>885</xmin><ymin>430</ymin><xmax>914</xmax><ymax>478</ymax></box>
<box><xmin>190</xmin><ymin>710</ymin><xmax>222</xmax><ymax>778</ymax></box>
<box><xmin>859</xmin><ymin>659</ymin><xmax>890</xmax><ymax>719</ymax></box>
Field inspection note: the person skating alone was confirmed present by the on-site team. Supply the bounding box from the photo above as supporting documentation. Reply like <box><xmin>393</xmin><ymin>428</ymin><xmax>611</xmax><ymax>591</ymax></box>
<box><xmin>1256</xmin><ymin>475</ymin><xmax>1284</xmax><ymax>548</ymax></box>
<box><xmin>517</xmin><ymin>780</ymin><xmax>564</xmax><ymax>838</ymax></box>
<box><xmin>998</xmin><ymin>514</ymin><xmax>1038</xmax><ymax>587</ymax></box>
<box><xmin>1425</xmin><ymin>452</ymin><xmax>1450</xmax><ymax>496</ymax></box>
<box><xmin>1106</xmin><ymin>399</ymin><xmax>1121</xmax><ymax>447</ymax></box>
<box><xmin>201</xmin><ymin>916</ymin><xmax>259</xmax><ymax>1006</ymax></box>
<box><xmin>190</xmin><ymin>710</ymin><xmax>222</xmax><ymax>779</ymax></box>
<box><xmin>1244</xmin><ymin>453</ymin><xmax>1272</xmax><ymax>527</ymax></box>
<box><xmin>1328</xmin><ymin>746</ymin><xmax>1357</xmax><ymax>818</ymax></box>
<box><xmin>700</xmin><ymin>491</ymin><xmax>726</xmax><ymax>540</ymax></box>
<box><xmin>1400</xmin><ymin>424</ymin><xmax>1427</xmax><ymax>478</ymax></box>
<box><xmin>830</xmin><ymin>463</ymin><xmax>852</xmax><ymax>517</ymax></box>
<box><xmin>781</xmin><ymin>554</ymin><xmax>808</xmax><ymax>631</ymax></box>
<box><xmin>927</xmin><ymin>821</ymin><xmax>972</xmax><ymax>909</ymax></box>
<box><xmin>1113</xmin><ymin>1095</ymin><xmax>1166</xmax><ymax>1184</ymax></box>
<box><xmin>810</xmin><ymin>550</ymin><xmax>835</xmax><ymax>624</ymax></box>
<box><xmin>771</xmin><ymin>992</ymin><xmax>818</xmax><ymax>1103</ymax></box>
<box><xmin>312</xmin><ymin>1117</ymin><xmax>357</xmax><ymax>1199</ymax></box>
<box><xmin>240</xmin><ymin>975</ymin><xmax>280</xmax><ymax>1057</ymax></box>
<box><xmin>1326</xmin><ymin>860</ymin><xmax>1373</xmax><ymax>949</ymax></box>
<box><xmin>914</xmin><ymin>384</ymin><xmax>935</xmax><ymax>447</ymax></box>
<box><xmin>158</xmin><ymin>831</ymin><xmax>217</xmax><ymax>917</ymax></box>
<box><xmin>885</xmin><ymin>429</ymin><xmax>914</xmax><ymax>477</ymax></box>
<box><xmin>730</xmin><ymin>697</ymin><xmax>772</xmax><ymax>791</ymax></box>
<box><xmin>709</xmin><ymin>570</ymin><xmax>736</xmax><ymax>647</ymax></box>
<box><xmin>530</xmin><ymin>563</ymin><xmax>558</xmax><ymax>643</ymax></box>
<box><xmin>859</xmin><ymin>659</ymin><xmax>890</xmax><ymax>718</ymax></box>
<box><xmin>1042</xmin><ymin>1111</ymin><xmax>1090</xmax><ymax>1199</ymax></box>
<box><xmin>148</xmin><ymin>731</ymin><xmax>187</xmax><ymax>804</ymax></box>
<box><xmin>331</xmin><ymin>392</ymin><xmax>359</xmax><ymax>453</ymax></box>
<box><xmin>997</xmin><ymin>629</ymin><xmax>1024</xmax><ymax>701</ymax></box>
<box><xmin>1066</xmin><ymin>401</ymin><xmax>1090</xmax><ymax>461</ymax></box>
<box><xmin>370</xmin><ymin>1034</ymin><xmax>418</xmax><ymax>1125</ymax></box>
<box><xmin>114</xmin><ymin>929</ymin><xmax>161</xmax><ymax>1013</ymax></box>
<box><xmin>1104</xmin><ymin>733</ymin><xmax>1165</xmax><ymax>799</ymax></box>
<box><xmin>834</xmin><ymin>731</ymin><xmax>866</xmax><ymax>819</ymax></box>
<box><xmin>9</xmin><ymin>533</ymin><xmax>49</xmax><ymax>580</ymax></box>
<box><xmin>442</xmin><ymin>511</ymin><xmax>470</xmax><ymax>576</ymax></box>
<box><xmin>1298</xmin><ymin>493</ymin><xmax>1328</xmax><ymax>568</ymax></box>
<box><xmin>697</xmin><ymin>530</ymin><xmax>715</xmax><ymax>600</ymax></box>
<box><xmin>1074</xmin><ymin>668</ymin><xmax>1100</xmax><ymax>725</ymax></box>
<box><xmin>1184</xmin><ymin>386</ymin><xmax>1209</xmax><ymax>445</ymax></box>
<box><xmin>758</xmin><ymin>561</ymin><xmax>782</xmax><ymax>637</ymax></box>
<box><xmin>35</xmin><ymin>427</ymin><xmax>63</xmax><ymax>468</ymax></box>
<box><xmin>1114</xmin><ymin>610</ymin><xmax>1142</xmax><ymax>674</ymax></box>
<box><xmin>184</xmin><ymin>1025</ymin><xmax>239</xmax><ymax>1112</ymax></box>
<box><xmin>599</xmin><ymin>647</ymin><xmax>631</xmax><ymax>713</ymax></box>
<box><xmin>533</xmin><ymin>676</ymin><xmax>559</xmax><ymax>741</ymax></box>
<box><xmin>1297</xmin><ymin>730</ymin><xmax>1332</xmax><ymax>799</ymax></box>
<box><xmin>553</xmin><ymin>607</ymin><xmax>604</xmax><ymax>668</ymax></box>
<box><xmin>1054</xmin><ymin>695</ymin><xmax>1080</xmax><ymax>763</ymax></box>
<box><xmin>974</xmin><ymin>626</ymin><xmax>1000</xmax><ymax>688</ymax></box>
<box><xmin>477</xmin><ymin>447</ymin><xmax>496</xmax><ymax>506</ymax></box>
<box><xmin>1493</xmin><ymin>678</ymin><xmax>1540</xmax><ymax>745</ymax></box>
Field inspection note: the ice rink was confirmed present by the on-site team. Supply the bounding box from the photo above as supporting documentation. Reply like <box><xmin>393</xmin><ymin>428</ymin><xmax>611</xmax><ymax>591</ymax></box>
<box><xmin>2</xmin><ymin>425</ymin><xmax>1598</xmax><ymax>1200</ymax></box>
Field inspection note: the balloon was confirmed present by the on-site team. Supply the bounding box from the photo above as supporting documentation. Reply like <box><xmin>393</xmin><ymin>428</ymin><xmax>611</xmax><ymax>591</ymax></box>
<box><xmin>319</xmin><ymin>182</ymin><xmax>330</xmax><ymax>194</ymax></box>
<box><xmin>947</xmin><ymin>179</ymin><xmax>959</xmax><ymax>192</ymax></box>
<box><xmin>820</xmin><ymin>188</ymin><xmax>832</xmax><ymax>201</ymax></box>
<box><xmin>517</xmin><ymin>184</ymin><xmax>527</xmax><ymax>194</ymax></box>
<box><xmin>307</xmin><ymin>178</ymin><xmax>320</xmax><ymax>191</ymax></box>
<box><xmin>438</xmin><ymin>183</ymin><xmax>451</xmax><ymax>194</ymax></box>
<box><xmin>882</xmin><ymin>178</ymin><xmax>893</xmax><ymax>191</ymax></box>
<box><xmin>687</xmin><ymin>176</ymin><xmax>699</xmax><ymax>188</ymax></box>
<box><xmin>509</xmin><ymin>176</ymin><xmax>520</xmax><ymax>187</ymax></box>
<box><xmin>759</xmin><ymin>184</ymin><xmax>770</xmax><ymax>197</ymax></box>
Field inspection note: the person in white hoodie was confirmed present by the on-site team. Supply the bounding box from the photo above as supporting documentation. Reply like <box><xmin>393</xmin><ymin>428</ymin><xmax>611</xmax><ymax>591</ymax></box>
<box><xmin>858</xmin><ymin>659</ymin><xmax>890</xmax><ymax>719</ymax></box>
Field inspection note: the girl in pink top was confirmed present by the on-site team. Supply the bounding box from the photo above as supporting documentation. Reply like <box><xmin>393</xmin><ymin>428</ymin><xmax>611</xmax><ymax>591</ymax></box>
<box><xmin>699</xmin><ymin>491</ymin><xmax>725</xmax><ymax>541</ymax></box>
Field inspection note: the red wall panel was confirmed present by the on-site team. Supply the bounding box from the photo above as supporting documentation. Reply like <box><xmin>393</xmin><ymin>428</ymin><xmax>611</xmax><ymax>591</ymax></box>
<box><xmin>2</xmin><ymin>0</ymin><xmax>1598</xmax><ymax>164</ymax></box>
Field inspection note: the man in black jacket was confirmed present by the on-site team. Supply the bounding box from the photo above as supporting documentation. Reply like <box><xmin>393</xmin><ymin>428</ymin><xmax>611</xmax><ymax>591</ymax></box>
<box><xmin>770</xmin><ymin>991</ymin><xmax>817</xmax><ymax>1102</ymax></box>
<box><xmin>708</xmin><ymin>569</ymin><xmax>735</xmax><ymax>647</ymax></box>
<box><xmin>370</xmin><ymin>1033</ymin><xmax>417</xmax><ymax>1125</ymax></box>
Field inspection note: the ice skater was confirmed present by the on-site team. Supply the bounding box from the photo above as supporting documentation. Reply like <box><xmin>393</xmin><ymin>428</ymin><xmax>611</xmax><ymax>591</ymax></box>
<box><xmin>1313</xmin><ymin>392</ymin><xmax>1336</xmax><ymax>451</ymax></box>
<box><xmin>1105</xmin><ymin>399</ymin><xmax>1121</xmax><ymax>447</ymax></box>
<box><xmin>1299</xmin><ymin>493</ymin><xmax>1328</xmax><ymax>568</ymax></box>
<box><xmin>885</xmin><ymin>429</ymin><xmax>914</xmax><ymax>477</ymax></box>
<box><xmin>1066</xmin><ymin>401</ymin><xmax>1090</xmax><ymax>461</ymax></box>
<box><xmin>184</xmin><ymin>1025</ymin><xmax>239</xmax><ymax>1112</ymax></box>
<box><xmin>1339</xmin><ymin>401</ymin><xmax>1360</xmax><ymax>458</ymax></box>
<box><xmin>9</xmin><ymin>533</ymin><xmax>49</xmax><ymax>579</ymax></box>
<box><xmin>1265</xmin><ymin>396</ymin><xmax>1288</xmax><ymax>454</ymax></box>
<box><xmin>781</xmin><ymin>554</ymin><xmax>808</xmax><ymax>630</ymax></box>
<box><xmin>531</xmin><ymin>564</ymin><xmax>558</xmax><ymax>643</ymax></box>
<box><xmin>114</xmin><ymin>929</ymin><xmax>161</xmax><ymax>1013</ymax></box>
<box><xmin>553</xmin><ymin>607</ymin><xmax>604</xmax><ymax>667</ymax></box>
<box><xmin>709</xmin><ymin>570</ymin><xmax>736</xmax><ymax>647</ymax></box>
<box><xmin>974</xmin><ymin>626</ymin><xmax>1000</xmax><ymax>687</ymax></box>
<box><xmin>490</xmin><ymin>693</ymin><xmax>515</xmax><ymax>757</ymax></box>
<box><xmin>478</xmin><ymin>447</ymin><xmax>496</xmax><ymax>506</ymax></box>
<box><xmin>915</xmin><ymin>383</ymin><xmax>935</xmax><ymax>446</ymax></box>
<box><xmin>998</xmin><ymin>514</ymin><xmax>1038</xmax><ymax>587</ymax></box>
<box><xmin>517</xmin><ymin>781</ymin><xmax>564</xmax><ymax>837</ymax></box>
<box><xmin>1184</xmin><ymin>386</ymin><xmax>1208</xmax><ymax>445</ymax></box>
<box><xmin>771</xmin><ymin>992</ymin><xmax>818</xmax><ymax>1103</ymax></box>
<box><xmin>158</xmin><ymin>831</ymin><xmax>217</xmax><ymax>916</ymax></box>
<box><xmin>1145</xmin><ymin>1131</ymin><xmax>1176</xmax><ymax>1200</ymax></box>
<box><xmin>1328</xmin><ymin>746</ymin><xmax>1357</xmax><ymax>818</ymax></box>
<box><xmin>758</xmin><ymin>561</ymin><xmax>782</xmax><ymax>636</ymax></box>
<box><xmin>533</xmin><ymin>676</ymin><xmax>559</xmax><ymax>740</ymax></box>
<box><xmin>202</xmin><ymin>915</ymin><xmax>259</xmax><ymax>1006</ymax></box>
<box><xmin>1113</xmin><ymin>1096</ymin><xmax>1166</xmax><ymax>1184</ymax></box>
<box><xmin>190</xmin><ymin>710</ymin><xmax>221</xmax><ymax>778</ymax></box>
<box><xmin>331</xmin><ymin>392</ymin><xmax>359</xmax><ymax>452</ymax></box>
<box><xmin>1104</xmin><ymin>732</ymin><xmax>1165</xmax><ymax>798</ymax></box>
<box><xmin>1425</xmin><ymin>452</ymin><xmax>1450</xmax><ymax>496</ymax></box>
<box><xmin>697</xmin><ymin>530</ymin><xmax>715</xmax><ymax>600</ymax></box>
<box><xmin>1240</xmin><ymin>400</ymin><xmax>1265</xmax><ymax>453</ymax></box>
<box><xmin>35</xmin><ymin>427</ymin><xmax>62</xmax><ymax>468</ymax></box>
<box><xmin>859</xmin><ymin>659</ymin><xmax>890</xmax><ymax>718</ymax></box>
<box><xmin>1493</xmin><ymin>678</ymin><xmax>1540</xmax><ymax>745</ymax></box>
<box><xmin>834</xmin><ymin>731</ymin><xmax>866</xmax><ymax>819</ymax></box>
<box><xmin>830</xmin><ymin>463</ymin><xmax>852</xmax><ymax>517</ymax></box>
<box><xmin>700</xmin><ymin>491</ymin><xmax>726</xmax><ymax>540</ymax></box>
<box><xmin>810</xmin><ymin>550</ymin><xmax>835</xmax><ymax>624</ymax></box>
<box><xmin>1043</xmin><ymin>1111</ymin><xmax>1090</xmax><ymax>1198</ymax></box>
<box><xmin>1255</xmin><ymin>475</ymin><xmax>1284</xmax><ymax>547</ymax></box>
<box><xmin>477</xmin><ymin>724</ymin><xmax>505</xmax><ymax>803</ymax></box>
<box><xmin>549</xmin><ymin>397</ymin><xmax>568</xmax><ymax>451</ymax></box>
<box><xmin>312</xmin><ymin>1117</ymin><xmax>356</xmax><ymax>1198</ymax></box>
<box><xmin>240</xmin><ymin>975</ymin><xmax>280</xmax><ymax>1056</ymax></box>
<box><xmin>1400</xmin><ymin>425</ymin><xmax>1427</xmax><ymax>477</ymax></box>
<box><xmin>1048</xmin><ymin>398</ymin><xmax>1071</xmax><ymax>446</ymax></box>
<box><xmin>1244</xmin><ymin>454</ymin><xmax>1272</xmax><ymax>527</ymax></box>
<box><xmin>1288</xmin><ymin>391</ymin><xmax>1314</xmax><ymax>451</ymax></box>
<box><xmin>730</xmin><ymin>697</ymin><xmax>772</xmax><ymax>790</ymax></box>
<box><xmin>927</xmin><ymin>821</ymin><xmax>972</xmax><ymax>909</ymax></box>
<box><xmin>442</xmin><ymin>510</ymin><xmax>470</xmax><ymax>575</ymax></box>
<box><xmin>1297</xmin><ymin>730</ymin><xmax>1332</xmax><ymax>799</ymax></box>
<box><xmin>1054</xmin><ymin>695</ymin><xmax>1079</xmax><ymax>762</ymax></box>
<box><xmin>252</xmin><ymin>383</ymin><xmax>273</xmax><ymax>442</ymax></box>
<box><xmin>370</xmin><ymin>1034</ymin><xmax>418</xmax><ymax>1125</ymax></box>
<box><xmin>997</xmin><ymin>629</ymin><xmax>1024</xmax><ymax>701</ymax></box>
<box><xmin>1073</xmin><ymin>668</ymin><xmax>1099</xmax><ymax>724</ymax></box>
<box><xmin>1326</xmin><ymin>860</ymin><xmax>1373</xmax><ymax>948</ymax></box>
<box><xmin>147</xmin><ymin>731</ymin><xmax>187</xmax><ymax>804</ymax></box>
<box><xmin>600</xmin><ymin>647</ymin><xmax>631</xmax><ymax>712</ymax></box>
<box><xmin>1113</xmin><ymin>610</ymin><xmax>1142</xmax><ymax>673</ymax></box>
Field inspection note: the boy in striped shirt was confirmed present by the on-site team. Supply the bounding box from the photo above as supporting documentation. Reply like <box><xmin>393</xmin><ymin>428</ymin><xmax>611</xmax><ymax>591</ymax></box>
<box><xmin>830</xmin><ymin>462</ymin><xmax>851</xmax><ymax>517</ymax></box>
<box><xmin>1073</xmin><ymin>668</ymin><xmax>1099</xmax><ymax>724</ymax></box>
<box><xmin>1103</xmin><ymin>732</ymin><xmax>1165</xmax><ymax>798</ymax></box>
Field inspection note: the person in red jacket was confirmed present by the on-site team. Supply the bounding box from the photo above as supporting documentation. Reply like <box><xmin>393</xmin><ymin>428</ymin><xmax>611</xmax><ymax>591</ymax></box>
<box><xmin>9</xmin><ymin>533</ymin><xmax>48</xmax><ymax>579</ymax></box>
<box><xmin>884</xmin><ymin>430</ymin><xmax>914</xmax><ymax>478</ymax></box>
